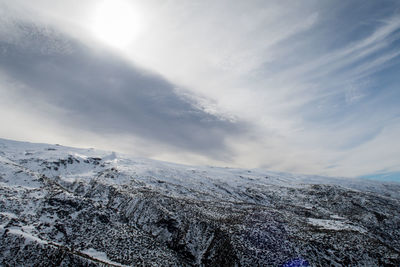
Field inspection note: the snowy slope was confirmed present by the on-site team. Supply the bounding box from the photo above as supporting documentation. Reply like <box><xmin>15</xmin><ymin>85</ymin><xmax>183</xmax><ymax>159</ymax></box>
<box><xmin>1</xmin><ymin>138</ymin><xmax>399</xmax><ymax>266</ymax></box>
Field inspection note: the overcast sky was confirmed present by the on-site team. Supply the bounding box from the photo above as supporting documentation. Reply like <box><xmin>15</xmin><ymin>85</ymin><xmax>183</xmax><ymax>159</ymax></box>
<box><xmin>0</xmin><ymin>0</ymin><xmax>399</xmax><ymax>181</ymax></box>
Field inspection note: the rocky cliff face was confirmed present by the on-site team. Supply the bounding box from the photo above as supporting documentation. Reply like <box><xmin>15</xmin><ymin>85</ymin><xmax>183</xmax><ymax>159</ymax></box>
<box><xmin>1</xmin><ymin>138</ymin><xmax>399</xmax><ymax>266</ymax></box>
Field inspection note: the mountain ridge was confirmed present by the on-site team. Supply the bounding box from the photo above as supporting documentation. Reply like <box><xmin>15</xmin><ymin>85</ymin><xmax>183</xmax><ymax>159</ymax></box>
<box><xmin>0</xmin><ymin>138</ymin><xmax>399</xmax><ymax>266</ymax></box>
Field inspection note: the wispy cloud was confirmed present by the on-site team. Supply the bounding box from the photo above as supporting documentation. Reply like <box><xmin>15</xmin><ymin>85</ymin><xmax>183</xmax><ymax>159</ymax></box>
<box><xmin>0</xmin><ymin>0</ymin><xmax>399</xmax><ymax>179</ymax></box>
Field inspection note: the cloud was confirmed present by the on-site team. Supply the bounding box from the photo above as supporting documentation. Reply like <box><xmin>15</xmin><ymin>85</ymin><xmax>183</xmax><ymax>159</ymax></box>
<box><xmin>0</xmin><ymin>21</ymin><xmax>246</xmax><ymax>162</ymax></box>
<box><xmin>0</xmin><ymin>0</ymin><xmax>400</xmax><ymax>179</ymax></box>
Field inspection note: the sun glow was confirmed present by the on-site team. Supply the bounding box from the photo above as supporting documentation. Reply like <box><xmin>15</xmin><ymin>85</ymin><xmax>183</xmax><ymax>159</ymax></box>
<box><xmin>90</xmin><ymin>0</ymin><xmax>143</xmax><ymax>49</ymax></box>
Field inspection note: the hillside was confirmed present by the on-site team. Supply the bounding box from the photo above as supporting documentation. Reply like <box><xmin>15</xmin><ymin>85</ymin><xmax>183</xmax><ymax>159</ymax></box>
<box><xmin>0</xmin><ymin>138</ymin><xmax>399</xmax><ymax>266</ymax></box>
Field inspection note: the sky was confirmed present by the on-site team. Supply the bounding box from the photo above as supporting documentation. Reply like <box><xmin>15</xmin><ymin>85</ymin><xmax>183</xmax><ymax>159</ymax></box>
<box><xmin>0</xmin><ymin>0</ymin><xmax>399</xmax><ymax>181</ymax></box>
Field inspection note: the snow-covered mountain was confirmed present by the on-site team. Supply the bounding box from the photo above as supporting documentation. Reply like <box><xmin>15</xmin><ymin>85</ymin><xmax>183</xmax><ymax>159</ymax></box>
<box><xmin>0</xmin><ymin>138</ymin><xmax>399</xmax><ymax>266</ymax></box>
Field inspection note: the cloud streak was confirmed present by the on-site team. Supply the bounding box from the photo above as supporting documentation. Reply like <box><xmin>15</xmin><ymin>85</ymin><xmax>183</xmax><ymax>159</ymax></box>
<box><xmin>0</xmin><ymin>0</ymin><xmax>399</xmax><ymax>179</ymax></box>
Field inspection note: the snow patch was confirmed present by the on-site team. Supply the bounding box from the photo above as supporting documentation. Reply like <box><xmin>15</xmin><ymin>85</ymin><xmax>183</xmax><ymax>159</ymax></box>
<box><xmin>308</xmin><ymin>218</ymin><xmax>367</xmax><ymax>233</ymax></box>
<box><xmin>81</xmin><ymin>248</ymin><xmax>130</xmax><ymax>267</ymax></box>
<box><xmin>1</xmin><ymin>226</ymin><xmax>48</xmax><ymax>245</ymax></box>
<box><xmin>0</xmin><ymin>212</ymin><xmax>17</xmax><ymax>219</ymax></box>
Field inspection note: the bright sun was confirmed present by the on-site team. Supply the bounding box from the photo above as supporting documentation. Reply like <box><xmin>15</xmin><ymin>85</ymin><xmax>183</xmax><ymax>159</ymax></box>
<box><xmin>90</xmin><ymin>0</ymin><xmax>143</xmax><ymax>48</ymax></box>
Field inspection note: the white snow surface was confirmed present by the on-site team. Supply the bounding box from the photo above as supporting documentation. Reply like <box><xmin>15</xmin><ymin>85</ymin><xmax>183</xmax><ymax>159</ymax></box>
<box><xmin>0</xmin><ymin>137</ymin><xmax>399</xmax><ymax>201</ymax></box>
<box><xmin>82</xmin><ymin>248</ymin><xmax>130</xmax><ymax>267</ymax></box>
<box><xmin>307</xmin><ymin>218</ymin><xmax>367</xmax><ymax>233</ymax></box>
<box><xmin>0</xmin><ymin>225</ymin><xmax>47</xmax><ymax>245</ymax></box>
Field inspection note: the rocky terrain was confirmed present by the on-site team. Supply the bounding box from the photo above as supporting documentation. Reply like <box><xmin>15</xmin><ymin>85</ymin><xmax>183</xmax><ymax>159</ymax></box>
<box><xmin>0</xmin><ymin>138</ymin><xmax>399</xmax><ymax>266</ymax></box>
